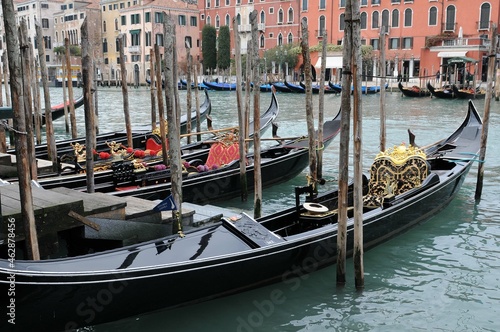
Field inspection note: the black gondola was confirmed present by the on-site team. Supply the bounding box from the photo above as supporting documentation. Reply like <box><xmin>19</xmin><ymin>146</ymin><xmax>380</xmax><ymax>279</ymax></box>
<box><xmin>34</xmin><ymin>92</ymin><xmax>281</xmax><ymax>194</ymax></box>
<box><xmin>427</xmin><ymin>82</ymin><xmax>455</xmax><ymax>99</ymax></box>
<box><xmin>0</xmin><ymin>100</ymin><xmax>482</xmax><ymax>332</ymax></box>
<box><xmin>284</xmin><ymin>80</ymin><xmax>305</xmax><ymax>93</ymax></box>
<box><xmin>452</xmin><ymin>84</ymin><xmax>486</xmax><ymax>99</ymax></box>
<box><xmin>299</xmin><ymin>81</ymin><xmax>338</xmax><ymax>94</ymax></box>
<box><xmin>202</xmin><ymin>80</ymin><xmax>237</xmax><ymax>91</ymax></box>
<box><xmin>0</xmin><ymin>95</ymin><xmax>85</xmax><ymax>124</ymax></box>
<box><xmin>398</xmin><ymin>82</ymin><xmax>431</xmax><ymax>97</ymax></box>
<box><xmin>271</xmin><ymin>82</ymin><xmax>292</xmax><ymax>93</ymax></box>
<box><xmin>328</xmin><ymin>81</ymin><xmax>343</xmax><ymax>93</ymax></box>
<box><xmin>10</xmin><ymin>90</ymin><xmax>211</xmax><ymax>161</ymax></box>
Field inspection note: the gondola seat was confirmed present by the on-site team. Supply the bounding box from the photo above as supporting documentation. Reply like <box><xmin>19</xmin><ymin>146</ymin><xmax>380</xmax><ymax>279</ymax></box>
<box><xmin>363</xmin><ymin>144</ymin><xmax>429</xmax><ymax>208</ymax></box>
<box><xmin>205</xmin><ymin>141</ymin><xmax>240</xmax><ymax>169</ymax></box>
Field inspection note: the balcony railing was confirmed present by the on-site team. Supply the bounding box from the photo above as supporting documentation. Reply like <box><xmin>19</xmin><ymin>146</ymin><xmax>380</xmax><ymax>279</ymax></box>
<box><xmin>441</xmin><ymin>37</ymin><xmax>490</xmax><ymax>48</ymax></box>
<box><xmin>258</xmin><ymin>23</ymin><xmax>265</xmax><ymax>31</ymax></box>
<box><xmin>238</xmin><ymin>24</ymin><xmax>251</xmax><ymax>33</ymax></box>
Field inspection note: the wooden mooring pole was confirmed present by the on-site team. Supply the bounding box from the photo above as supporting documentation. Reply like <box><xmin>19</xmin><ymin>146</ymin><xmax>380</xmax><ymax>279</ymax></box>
<box><xmin>154</xmin><ymin>44</ymin><xmax>168</xmax><ymax>165</ymax></box>
<box><xmin>317</xmin><ymin>32</ymin><xmax>327</xmax><ymax>180</ymax></box>
<box><xmin>186</xmin><ymin>43</ymin><xmax>193</xmax><ymax>144</ymax></box>
<box><xmin>233</xmin><ymin>17</ymin><xmax>248</xmax><ymax>202</ymax></box>
<box><xmin>337</xmin><ymin>0</ymin><xmax>354</xmax><ymax>286</ymax></box>
<box><xmin>250</xmin><ymin>10</ymin><xmax>262</xmax><ymax>218</ymax></box>
<box><xmin>379</xmin><ymin>27</ymin><xmax>387</xmax><ymax>152</ymax></box>
<box><xmin>149</xmin><ymin>48</ymin><xmax>157</xmax><ymax>130</ymax></box>
<box><xmin>475</xmin><ymin>25</ymin><xmax>497</xmax><ymax>201</ymax></box>
<box><xmin>65</xmin><ymin>38</ymin><xmax>77</xmax><ymax>138</ymax></box>
<box><xmin>1</xmin><ymin>0</ymin><xmax>39</xmax><ymax>259</ymax></box>
<box><xmin>118</xmin><ymin>34</ymin><xmax>132</xmax><ymax>148</ymax></box>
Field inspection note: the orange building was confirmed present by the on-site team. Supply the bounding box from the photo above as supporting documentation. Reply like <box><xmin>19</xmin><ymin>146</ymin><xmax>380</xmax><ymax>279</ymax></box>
<box><xmin>296</xmin><ymin>0</ymin><xmax>499</xmax><ymax>83</ymax></box>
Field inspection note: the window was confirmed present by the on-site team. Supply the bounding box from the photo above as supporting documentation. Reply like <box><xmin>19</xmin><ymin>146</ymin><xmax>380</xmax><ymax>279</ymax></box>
<box><xmin>370</xmin><ymin>38</ymin><xmax>379</xmax><ymax>50</ymax></box>
<box><xmin>340</xmin><ymin>0</ymin><xmax>346</xmax><ymax>7</ymax></box>
<box><xmin>236</xmin><ymin>14</ymin><xmax>240</xmax><ymax>25</ymax></box>
<box><xmin>278</xmin><ymin>9</ymin><xmax>283</xmax><ymax>24</ymax></box>
<box><xmin>114</xmin><ymin>4</ymin><xmax>118</xmax><ymax>9</ymax></box>
<box><xmin>225</xmin><ymin>14</ymin><xmax>230</xmax><ymax>26</ymax></box>
<box><xmin>372</xmin><ymin>0</ymin><xmax>380</xmax><ymax>4</ymax></box>
<box><xmin>115</xmin><ymin>19</ymin><xmax>119</xmax><ymax>30</ymax></box>
<box><xmin>319</xmin><ymin>0</ymin><xmax>325</xmax><ymax>10</ymax></box>
<box><xmin>319</xmin><ymin>15</ymin><xmax>326</xmax><ymax>36</ymax></box>
<box><xmin>131</xmin><ymin>14</ymin><xmax>140</xmax><ymax>24</ymax></box>
<box><xmin>201</xmin><ymin>14</ymin><xmax>205</xmax><ymax>21</ymax></box>
<box><xmin>236</xmin><ymin>0</ymin><xmax>240</xmax><ymax>4</ymax></box>
<box><xmin>392</xmin><ymin>9</ymin><xmax>399</xmax><ymax>28</ymax></box>
<box><xmin>288</xmin><ymin>32</ymin><xmax>293</xmax><ymax>44</ymax></box>
<box><xmin>445</xmin><ymin>5</ymin><xmax>455</xmax><ymax>31</ymax></box>
<box><xmin>206</xmin><ymin>15</ymin><xmax>211</xmax><ymax>26</ymax></box>
<box><xmin>402</xmin><ymin>37</ymin><xmax>413</xmax><ymax>49</ymax></box>
<box><xmin>41</xmin><ymin>3</ymin><xmax>48</xmax><ymax>8</ymax></box>
<box><xmin>46</xmin><ymin>54</ymin><xmax>50</xmax><ymax>62</ymax></box>
<box><xmin>145</xmin><ymin>12</ymin><xmax>151</xmax><ymax>23</ymax></box>
<box><xmin>361</xmin><ymin>0</ymin><xmax>367</xmax><ymax>5</ymax></box>
<box><xmin>278</xmin><ymin>33</ymin><xmax>283</xmax><ymax>46</ymax></box>
<box><xmin>190</xmin><ymin>16</ymin><xmax>197</xmax><ymax>26</ymax></box>
<box><xmin>391</xmin><ymin>0</ymin><xmax>400</xmax><ymax>3</ymax></box>
<box><xmin>404</xmin><ymin>8</ymin><xmax>412</xmax><ymax>27</ymax></box>
<box><xmin>215</xmin><ymin>15</ymin><xmax>220</xmax><ymax>28</ymax></box>
<box><xmin>339</xmin><ymin>13</ymin><xmax>345</xmax><ymax>30</ymax></box>
<box><xmin>260</xmin><ymin>10</ymin><xmax>265</xmax><ymax>23</ymax></box>
<box><xmin>372</xmin><ymin>11</ymin><xmax>379</xmax><ymax>29</ymax></box>
<box><xmin>101</xmin><ymin>37</ymin><xmax>107</xmax><ymax>52</ymax></box>
<box><xmin>389</xmin><ymin>37</ymin><xmax>399</xmax><ymax>49</ymax></box>
<box><xmin>80</xmin><ymin>13</ymin><xmax>84</xmax><ymax>19</ymax></box>
<box><xmin>479</xmin><ymin>3</ymin><xmax>490</xmax><ymax>30</ymax></box>
<box><xmin>361</xmin><ymin>12</ymin><xmax>367</xmax><ymax>29</ymax></box>
<box><xmin>103</xmin><ymin>21</ymin><xmax>107</xmax><ymax>32</ymax></box>
<box><xmin>269</xmin><ymin>7</ymin><xmax>274</xmax><ymax>14</ymax></box>
<box><xmin>131</xmin><ymin>55</ymin><xmax>140</xmax><ymax>62</ymax></box>
<box><xmin>145</xmin><ymin>31</ymin><xmax>151</xmax><ymax>46</ymax></box>
<box><xmin>260</xmin><ymin>34</ymin><xmax>265</xmax><ymax>48</ymax></box>
<box><xmin>155</xmin><ymin>33</ymin><xmax>164</xmax><ymax>46</ymax></box>
<box><xmin>428</xmin><ymin>7</ymin><xmax>437</xmax><ymax>26</ymax></box>
<box><xmin>226</xmin><ymin>0</ymin><xmax>230</xmax><ymax>5</ymax></box>
<box><xmin>382</xmin><ymin>10</ymin><xmax>389</xmax><ymax>32</ymax></box>
<box><xmin>42</xmin><ymin>18</ymin><xmax>49</xmax><ymax>28</ymax></box>
<box><xmin>206</xmin><ymin>0</ymin><xmax>211</xmax><ymax>8</ymax></box>
<box><xmin>179</xmin><ymin>15</ymin><xmax>186</xmax><ymax>26</ymax></box>
<box><xmin>121</xmin><ymin>15</ymin><xmax>126</xmax><ymax>25</ymax></box>
<box><xmin>43</xmin><ymin>36</ymin><xmax>51</xmax><ymax>49</ymax></box>
<box><xmin>155</xmin><ymin>12</ymin><xmax>163</xmax><ymax>23</ymax></box>
<box><xmin>302</xmin><ymin>0</ymin><xmax>308</xmax><ymax>11</ymax></box>
<box><xmin>185</xmin><ymin>36</ymin><xmax>192</xmax><ymax>48</ymax></box>
<box><xmin>215</xmin><ymin>0</ymin><xmax>220</xmax><ymax>7</ymax></box>
<box><xmin>288</xmin><ymin>8</ymin><xmax>293</xmax><ymax>23</ymax></box>
<box><xmin>120</xmin><ymin>3</ymin><xmax>124</xmax><ymax>9</ymax></box>
<box><xmin>131</xmin><ymin>32</ymin><xmax>140</xmax><ymax>46</ymax></box>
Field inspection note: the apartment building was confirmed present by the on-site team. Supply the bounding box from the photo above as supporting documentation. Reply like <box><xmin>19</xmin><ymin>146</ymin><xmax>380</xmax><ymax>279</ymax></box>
<box><xmin>299</xmin><ymin>0</ymin><xmax>499</xmax><ymax>82</ymax></box>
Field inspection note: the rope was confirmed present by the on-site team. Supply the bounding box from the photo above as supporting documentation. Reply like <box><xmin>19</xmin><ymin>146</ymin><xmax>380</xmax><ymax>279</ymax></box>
<box><xmin>0</xmin><ymin>120</ymin><xmax>27</xmax><ymax>135</ymax></box>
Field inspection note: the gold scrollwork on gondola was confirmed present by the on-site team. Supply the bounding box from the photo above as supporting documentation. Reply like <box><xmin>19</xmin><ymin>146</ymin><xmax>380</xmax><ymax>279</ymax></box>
<box><xmin>363</xmin><ymin>144</ymin><xmax>429</xmax><ymax>208</ymax></box>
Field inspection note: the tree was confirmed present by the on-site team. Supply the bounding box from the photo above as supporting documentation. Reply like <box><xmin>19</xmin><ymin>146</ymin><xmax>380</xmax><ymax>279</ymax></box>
<box><xmin>217</xmin><ymin>25</ymin><xmax>231</xmax><ymax>72</ymax></box>
<box><xmin>202</xmin><ymin>25</ymin><xmax>217</xmax><ymax>72</ymax></box>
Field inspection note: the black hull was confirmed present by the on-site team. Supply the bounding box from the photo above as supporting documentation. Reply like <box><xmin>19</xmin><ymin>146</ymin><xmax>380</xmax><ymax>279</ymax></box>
<box><xmin>271</xmin><ymin>83</ymin><xmax>292</xmax><ymax>93</ymax></box>
<box><xmin>12</xmin><ymin>90</ymin><xmax>211</xmax><ymax>161</ymax></box>
<box><xmin>284</xmin><ymin>80</ymin><xmax>305</xmax><ymax>93</ymax></box>
<box><xmin>452</xmin><ymin>85</ymin><xmax>486</xmax><ymax>99</ymax></box>
<box><xmin>427</xmin><ymin>82</ymin><xmax>455</xmax><ymax>99</ymax></box>
<box><xmin>202</xmin><ymin>80</ymin><xmax>237</xmax><ymax>91</ymax></box>
<box><xmin>299</xmin><ymin>81</ymin><xmax>338</xmax><ymax>94</ymax></box>
<box><xmin>398</xmin><ymin>82</ymin><xmax>431</xmax><ymax>97</ymax></box>
<box><xmin>328</xmin><ymin>81</ymin><xmax>342</xmax><ymax>93</ymax></box>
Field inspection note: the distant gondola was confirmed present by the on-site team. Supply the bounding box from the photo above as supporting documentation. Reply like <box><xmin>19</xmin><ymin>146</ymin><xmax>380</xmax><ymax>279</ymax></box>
<box><xmin>202</xmin><ymin>80</ymin><xmax>238</xmax><ymax>91</ymax></box>
<box><xmin>452</xmin><ymin>84</ymin><xmax>486</xmax><ymax>100</ymax></box>
<box><xmin>398</xmin><ymin>82</ymin><xmax>431</xmax><ymax>97</ymax></box>
<box><xmin>427</xmin><ymin>82</ymin><xmax>455</xmax><ymax>99</ymax></box>
<box><xmin>271</xmin><ymin>82</ymin><xmax>292</xmax><ymax>93</ymax></box>
<box><xmin>299</xmin><ymin>81</ymin><xmax>339</xmax><ymax>94</ymax></box>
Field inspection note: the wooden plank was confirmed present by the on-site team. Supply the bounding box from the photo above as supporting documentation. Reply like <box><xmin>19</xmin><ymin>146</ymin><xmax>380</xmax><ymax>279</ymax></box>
<box><xmin>68</xmin><ymin>210</ymin><xmax>101</xmax><ymax>231</ymax></box>
<box><xmin>49</xmin><ymin>187</ymin><xmax>126</xmax><ymax>215</ymax></box>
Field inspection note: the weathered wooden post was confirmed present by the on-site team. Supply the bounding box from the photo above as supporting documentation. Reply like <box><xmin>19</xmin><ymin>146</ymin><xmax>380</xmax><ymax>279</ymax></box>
<box><xmin>495</xmin><ymin>68</ymin><xmax>500</xmax><ymax>101</ymax></box>
<box><xmin>81</xmin><ymin>18</ymin><xmax>96</xmax><ymax>193</ymax></box>
<box><xmin>250</xmin><ymin>10</ymin><xmax>262</xmax><ymax>218</ymax></box>
<box><xmin>301</xmin><ymin>18</ymin><xmax>317</xmax><ymax>192</ymax></box>
<box><xmin>379</xmin><ymin>27</ymin><xmax>387</xmax><ymax>152</ymax></box>
<box><xmin>2</xmin><ymin>0</ymin><xmax>40</xmax><ymax>259</ymax></box>
<box><xmin>475</xmin><ymin>25</ymin><xmax>497</xmax><ymax>201</ymax></box>
<box><xmin>155</xmin><ymin>44</ymin><xmax>168</xmax><ymax>165</ymax></box>
<box><xmin>193</xmin><ymin>61</ymin><xmax>201</xmax><ymax>141</ymax></box>
<box><xmin>172</xmin><ymin>25</ymin><xmax>182</xmax><ymax>132</ymax></box>
<box><xmin>61</xmin><ymin>53</ymin><xmax>70</xmax><ymax>133</ymax></box>
<box><xmin>2</xmin><ymin>53</ymin><xmax>10</xmax><ymax>107</ymax></box>
<box><xmin>36</xmin><ymin>21</ymin><xmax>57</xmax><ymax>171</ymax></box>
<box><xmin>150</xmin><ymin>48</ymin><xmax>157</xmax><ymax>130</ymax></box>
<box><xmin>350</xmin><ymin>0</ymin><xmax>365</xmax><ymax>289</ymax></box>
<box><xmin>118</xmin><ymin>34</ymin><xmax>133</xmax><ymax>148</ymax></box>
<box><xmin>19</xmin><ymin>20</ymin><xmax>37</xmax><ymax>180</ymax></box>
<box><xmin>32</xmin><ymin>56</ymin><xmax>42</xmax><ymax>145</ymax></box>
<box><xmin>317</xmin><ymin>33</ymin><xmax>327</xmax><ymax>180</ymax></box>
<box><xmin>233</xmin><ymin>17</ymin><xmax>248</xmax><ymax>202</ymax></box>
<box><xmin>65</xmin><ymin>38</ymin><xmax>77</xmax><ymax>138</ymax></box>
<box><xmin>337</xmin><ymin>2</ymin><xmax>354</xmax><ymax>286</ymax></box>
<box><xmin>164</xmin><ymin>13</ymin><xmax>183</xmax><ymax>234</ymax></box>
<box><xmin>186</xmin><ymin>42</ymin><xmax>193</xmax><ymax>144</ymax></box>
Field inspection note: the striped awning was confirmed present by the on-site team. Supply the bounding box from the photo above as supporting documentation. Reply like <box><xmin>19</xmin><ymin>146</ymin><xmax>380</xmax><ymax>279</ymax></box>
<box><xmin>437</xmin><ymin>51</ymin><xmax>467</xmax><ymax>58</ymax></box>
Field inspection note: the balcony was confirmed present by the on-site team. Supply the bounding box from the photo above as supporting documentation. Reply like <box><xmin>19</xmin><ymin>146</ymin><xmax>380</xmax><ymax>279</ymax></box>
<box><xmin>238</xmin><ymin>24</ymin><xmax>251</xmax><ymax>33</ymax></box>
<box><xmin>128</xmin><ymin>45</ymin><xmax>141</xmax><ymax>53</ymax></box>
<box><xmin>258</xmin><ymin>23</ymin><xmax>265</xmax><ymax>32</ymax></box>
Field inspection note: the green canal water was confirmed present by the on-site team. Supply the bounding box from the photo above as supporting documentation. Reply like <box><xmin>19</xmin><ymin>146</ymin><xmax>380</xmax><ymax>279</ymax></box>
<box><xmin>5</xmin><ymin>86</ymin><xmax>500</xmax><ymax>331</ymax></box>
